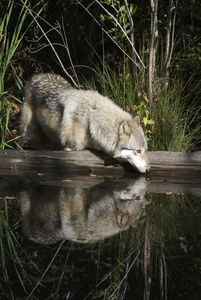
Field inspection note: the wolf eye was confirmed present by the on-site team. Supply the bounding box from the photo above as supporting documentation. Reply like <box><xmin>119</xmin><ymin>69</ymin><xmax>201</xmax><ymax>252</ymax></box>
<box><xmin>136</xmin><ymin>149</ymin><xmax>141</xmax><ymax>154</ymax></box>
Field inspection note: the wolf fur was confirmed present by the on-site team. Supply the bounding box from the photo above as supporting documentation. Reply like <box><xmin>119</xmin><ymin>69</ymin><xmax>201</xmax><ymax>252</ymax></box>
<box><xmin>20</xmin><ymin>73</ymin><xmax>150</xmax><ymax>173</ymax></box>
<box><xmin>20</xmin><ymin>177</ymin><xmax>149</xmax><ymax>244</ymax></box>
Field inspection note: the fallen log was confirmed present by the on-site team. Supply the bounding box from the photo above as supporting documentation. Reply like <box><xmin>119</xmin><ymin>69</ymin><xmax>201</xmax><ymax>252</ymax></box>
<box><xmin>0</xmin><ymin>149</ymin><xmax>201</xmax><ymax>196</ymax></box>
<box><xmin>0</xmin><ymin>149</ymin><xmax>201</xmax><ymax>173</ymax></box>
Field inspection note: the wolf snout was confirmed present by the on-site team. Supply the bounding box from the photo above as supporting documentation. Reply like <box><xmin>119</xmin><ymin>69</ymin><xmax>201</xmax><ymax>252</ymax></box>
<box><xmin>139</xmin><ymin>166</ymin><xmax>151</xmax><ymax>173</ymax></box>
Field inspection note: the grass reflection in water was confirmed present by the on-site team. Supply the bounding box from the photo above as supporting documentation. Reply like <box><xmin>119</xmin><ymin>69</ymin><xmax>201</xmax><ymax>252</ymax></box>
<box><xmin>0</xmin><ymin>179</ymin><xmax>201</xmax><ymax>300</ymax></box>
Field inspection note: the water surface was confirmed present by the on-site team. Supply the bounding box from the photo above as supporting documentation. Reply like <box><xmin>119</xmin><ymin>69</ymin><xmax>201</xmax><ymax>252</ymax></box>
<box><xmin>1</xmin><ymin>175</ymin><xmax>201</xmax><ymax>299</ymax></box>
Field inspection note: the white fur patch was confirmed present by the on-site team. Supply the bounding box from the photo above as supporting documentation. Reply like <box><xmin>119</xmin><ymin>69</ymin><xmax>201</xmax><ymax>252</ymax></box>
<box><xmin>115</xmin><ymin>149</ymin><xmax>150</xmax><ymax>173</ymax></box>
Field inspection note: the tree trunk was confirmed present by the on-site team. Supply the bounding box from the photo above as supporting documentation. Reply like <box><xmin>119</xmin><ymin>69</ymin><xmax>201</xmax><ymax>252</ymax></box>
<box><xmin>148</xmin><ymin>0</ymin><xmax>158</xmax><ymax>110</ymax></box>
<box><xmin>123</xmin><ymin>0</ymin><xmax>136</xmax><ymax>73</ymax></box>
<box><xmin>164</xmin><ymin>0</ymin><xmax>178</xmax><ymax>89</ymax></box>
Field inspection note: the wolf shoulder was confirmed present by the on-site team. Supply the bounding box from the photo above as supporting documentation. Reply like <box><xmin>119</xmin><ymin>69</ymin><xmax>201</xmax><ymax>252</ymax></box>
<box><xmin>24</xmin><ymin>73</ymin><xmax>72</xmax><ymax>104</ymax></box>
<box><xmin>26</xmin><ymin>73</ymin><xmax>72</xmax><ymax>90</ymax></box>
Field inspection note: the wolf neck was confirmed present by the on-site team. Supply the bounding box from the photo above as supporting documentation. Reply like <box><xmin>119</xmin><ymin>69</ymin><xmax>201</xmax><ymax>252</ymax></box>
<box><xmin>89</xmin><ymin>97</ymin><xmax>133</xmax><ymax>155</ymax></box>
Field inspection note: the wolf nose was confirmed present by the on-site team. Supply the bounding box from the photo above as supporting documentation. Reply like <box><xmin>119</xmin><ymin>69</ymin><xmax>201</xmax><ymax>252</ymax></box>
<box><xmin>146</xmin><ymin>168</ymin><xmax>151</xmax><ymax>173</ymax></box>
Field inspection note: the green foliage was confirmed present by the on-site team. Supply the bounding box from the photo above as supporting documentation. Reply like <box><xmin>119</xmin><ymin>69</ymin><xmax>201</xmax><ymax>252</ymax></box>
<box><xmin>150</xmin><ymin>79</ymin><xmax>201</xmax><ymax>152</ymax></box>
<box><xmin>0</xmin><ymin>0</ymin><xmax>26</xmax><ymax>149</ymax></box>
<box><xmin>100</xmin><ymin>0</ymin><xmax>137</xmax><ymax>48</ymax></box>
<box><xmin>96</xmin><ymin>0</ymin><xmax>201</xmax><ymax>152</ymax></box>
<box><xmin>135</xmin><ymin>99</ymin><xmax>155</xmax><ymax>141</ymax></box>
<box><xmin>0</xmin><ymin>0</ymin><xmax>45</xmax><ymax>149</ymax></box>
<box><xmin>93</xmin><ymin>256</ymin><xmax>128</xmax><ymax>299</ymax></box>
<box><xmin>83</xmin><ymin>62</ymin><xmax>200</xmax><ymax>152</ymax></box>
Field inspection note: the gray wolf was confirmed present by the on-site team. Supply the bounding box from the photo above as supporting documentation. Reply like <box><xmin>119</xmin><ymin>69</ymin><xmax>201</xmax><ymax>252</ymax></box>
<box><xmin>20</xmin><ymin>177</ymin><xmax>149</xmax><ymax>244</ymax></box>
<box><xmin>20</xmin><ymin>73</ymin><xmax>150</xmax><ymax>173</ymax></box>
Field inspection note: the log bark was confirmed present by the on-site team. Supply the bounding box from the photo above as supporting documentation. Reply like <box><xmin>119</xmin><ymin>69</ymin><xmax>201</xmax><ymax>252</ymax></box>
<box><xmin>0</xmin><ymin>149</ymin><xmax>201</xmax><ymax>172</ymax></box>
<box><xmin>0</xmin><ymin>149</ymin><xmax>201</xmax><ymax>196</ymax></box>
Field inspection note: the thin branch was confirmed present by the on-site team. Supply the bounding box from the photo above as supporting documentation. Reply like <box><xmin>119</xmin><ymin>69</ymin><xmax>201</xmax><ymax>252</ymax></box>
<box><xmin>55</xmin><ymin>243</ymin><xmax>72</xmax><ymax>298</ymax></box>
<box><xmin>95</xmin><ymin>0</ymin><xmax>145</xmax><ymax>69</ymax></box>
<box><xmin>26</xmin><ymin>25</ymin><xmax>60</xmax><ymax>43</ymax></box>
<box><xmin>148</xmin><ymin>0</ymin><xmax>158</xmax><ymax>106</ymax></box>
<box><xmin>123</xmin><ymin>0</ymin><xmax>136</xmax><ymax>71</ymax></box>
<box><xmin>20</xmin><ymin>0</ymin><xmax>79</xmax><ymax>87</ymax></box>
<box><xmin>165</xmin><ymin>0</ymin><xmax>178</xmax><ymax>82</ymax></box>
<box><xmin>165</xmin><ymin>0</ymin><xmax>173</xmax><ymax>65</ymax></box>
<box><xmin>144</xmin><ymin>215</ymin><xmax>151</xmax><ymax>300</ymax></box>
<box><xmin>162</xmin><ymin>251</ymin><xmax>168</xmax><ymax>300</ymax></box>
<box><xmin>108</xmin><ymin>251</ymin><xmax>141</xmax><ymax>300</ymax></box>
<box><xmin>60</xmin><ymin>17</ymin><xmax>79</xmax><ymax>84</ymax></box>
<box><xmin>76</xmin><ymin>0</ymin><xmax>145</xmax><ymax>72</ymax></box>
<box><xmin>27</xmin><ymin>240</ymin><xmax>65</xmax><ymax>299</ymax></box>
<box><xmin>83</xmin><ymin>247</ymin><xmax>139</xmax><ymax>300</ymax></box>
<box><xmin>30</xmin><ymin>43</ymin><xmax>67</xmax><ymax>53</ymax></box>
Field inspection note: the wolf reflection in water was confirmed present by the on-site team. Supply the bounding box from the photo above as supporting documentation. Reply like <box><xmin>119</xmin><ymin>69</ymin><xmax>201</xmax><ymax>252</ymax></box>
<box><xmin>20</xmin><ymin>177</ymin><xmax>149</xmax><ymax>244</ymax></box>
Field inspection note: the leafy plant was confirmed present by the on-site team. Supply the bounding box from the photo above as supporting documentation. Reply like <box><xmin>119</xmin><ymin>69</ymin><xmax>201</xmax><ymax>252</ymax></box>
<box><xmin>150</xmin><ymin>78</ymin><xmax>201</xmax><ymax>151</ymax></box>
<box><xmin>0</xmin><ymin>0</ymin><xmax>45</xmax><ymax>149</ymax></box>
<box><xmin>100</xmin><ymin>0</ymin><xmax>137</xmax><ymax>43</ymax></box>
<box><xmin>83</xmin><ymin>62</ymin><xmax>200</xmax><ymax>151</ymax></box>
<box><xmin>133</xmin><ymin>98</ymin><xmax>155</xmax><ymax>141</ymax></box>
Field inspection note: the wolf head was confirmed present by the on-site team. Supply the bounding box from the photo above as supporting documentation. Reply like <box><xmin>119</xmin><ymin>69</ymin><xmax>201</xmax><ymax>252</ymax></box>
<box><xmin>113</xmin><ymin>177</ymin><xmax>149</xmax><ymax>228</ymax></box>
<box><xmin>114</xmin><ymin>116</ymin><xmax>151</xmax><ymax>173</ymax></box>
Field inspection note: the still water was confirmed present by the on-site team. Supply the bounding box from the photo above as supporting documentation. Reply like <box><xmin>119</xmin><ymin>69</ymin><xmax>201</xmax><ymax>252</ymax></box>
<box><xmin>1</xmin><ymin>175</ymin><xmax>201</xmax><ymax>300</ymax></box>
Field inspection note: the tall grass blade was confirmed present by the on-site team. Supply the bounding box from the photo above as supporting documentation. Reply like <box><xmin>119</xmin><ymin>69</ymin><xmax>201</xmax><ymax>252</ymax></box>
<box><xmin>0</xmin><ymin>0</ymin><xmax>45</xmax><ymax>149</ymax></box>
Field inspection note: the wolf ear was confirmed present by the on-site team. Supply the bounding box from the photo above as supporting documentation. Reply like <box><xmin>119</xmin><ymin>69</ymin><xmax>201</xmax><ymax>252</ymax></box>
<box><xmin>134</xmin><ymin>115</ymin><xmax>141</xmax><ymax>127</ymax></box>
<box><xmin>119</xmin><ymin>120</ymin><xmax>131</xmax><ymax>136</ymax></box>
<box><xmin>117</xmin><ymin>210</ymin><xmax>129</xmax><ymax>229</ymax></box>
<box><xmin>131</xmin><ymin>220</ymin><xmax>138</xmax><ymax>228</ymax></box>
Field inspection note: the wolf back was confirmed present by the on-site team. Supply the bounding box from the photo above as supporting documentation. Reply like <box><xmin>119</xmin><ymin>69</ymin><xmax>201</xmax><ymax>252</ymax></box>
<box><xmin>20</xmin><ymin>73</ymin><xmax>150</xmax><ymax>173</ymax></box>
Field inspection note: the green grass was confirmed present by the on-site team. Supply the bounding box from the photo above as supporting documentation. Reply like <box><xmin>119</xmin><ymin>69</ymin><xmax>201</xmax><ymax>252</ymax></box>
<box><xmin>0</xmin><ymin>0</ymin><xmax>27</xmax><ymax>149</ymax></box>
<box><xmin>0</xmin><ymin>197</ymin><xmax>40</xmax><ymax>297</ymax></box>
<box><xmin>0</xmin><ymin>0</ymin><xmax>45</xmax><ymax>150</ymax></box>
<box><xmin>150</xmin><ymin>78</ymin><xmax>201</xmax><ymax>151</ymax></box>
<box><xmin>83</xmin><ymin>63</ymin><xmax>201</xmax><ymax>152</ymax></box>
